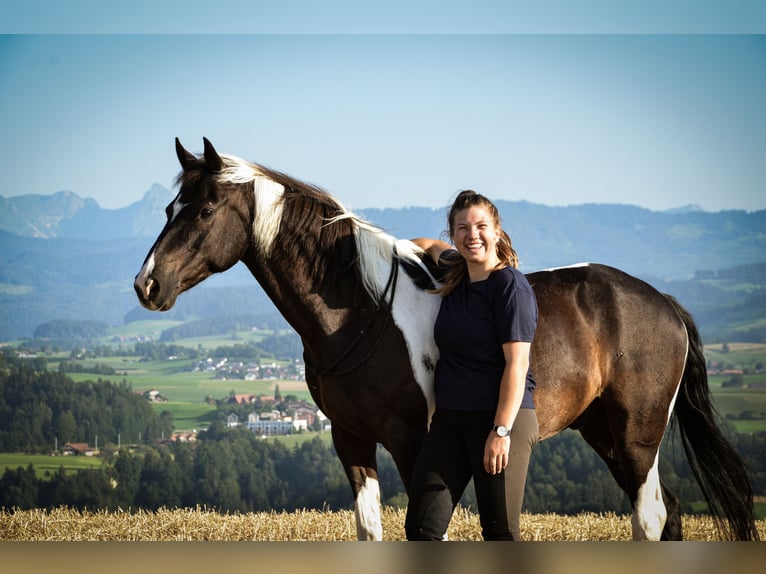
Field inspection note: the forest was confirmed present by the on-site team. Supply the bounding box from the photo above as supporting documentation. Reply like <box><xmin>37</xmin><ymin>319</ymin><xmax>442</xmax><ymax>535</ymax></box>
<box><xmin>1</xmin><ymin>352</ymin><xmax>765</xmax><ymax>516</ymax></box>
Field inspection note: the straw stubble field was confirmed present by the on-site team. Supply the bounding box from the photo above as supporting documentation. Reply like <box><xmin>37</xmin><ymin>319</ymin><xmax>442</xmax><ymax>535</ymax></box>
<box><xmin>2</xmin><ymin>506</ymin><xmax>764</xmax><ymax>541</ymax></box>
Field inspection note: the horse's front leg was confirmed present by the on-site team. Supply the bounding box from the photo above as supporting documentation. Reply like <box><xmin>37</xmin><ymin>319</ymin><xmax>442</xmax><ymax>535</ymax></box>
<box><xmin>331</xmin><ymin>425</ymin><xmax>382</xmax><ymax>541</ymax></box>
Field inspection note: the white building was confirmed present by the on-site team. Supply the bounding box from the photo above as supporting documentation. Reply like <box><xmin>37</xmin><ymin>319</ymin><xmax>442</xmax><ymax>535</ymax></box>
<box><xmin>246</xmin><ymin>412</ymin><xmax>294</xmax><ymax>436</ymax></box>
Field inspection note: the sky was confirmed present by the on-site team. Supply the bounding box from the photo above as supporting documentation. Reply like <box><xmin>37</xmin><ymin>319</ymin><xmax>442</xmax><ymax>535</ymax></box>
<box><xmin>1</xmin><ymin>2</ymin><xmax>765</xmax><ymax>213</ymax></box>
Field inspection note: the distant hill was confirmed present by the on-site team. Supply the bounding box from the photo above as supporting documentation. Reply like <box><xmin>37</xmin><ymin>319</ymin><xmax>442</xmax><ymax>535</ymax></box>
<box><xmin>0</xmin><ymin>187</ymin><xmax>764</xmax><ymax>342</ymax></box>
<box><xmin>0</xmin><ymin>185</ymin><xmax>171</xmax><ymax>240</ymax></box>
<box><xmin>360</xmin><ymin>201</ymin><xmax>766</xmax><ymax>279</ymax></box>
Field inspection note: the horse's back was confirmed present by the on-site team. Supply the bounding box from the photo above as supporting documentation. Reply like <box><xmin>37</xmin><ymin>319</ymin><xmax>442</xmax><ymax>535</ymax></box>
<box><xmin>526</xmin><ymin>263</ymin><xmax>688</xmax><ymax>439</ymax></box>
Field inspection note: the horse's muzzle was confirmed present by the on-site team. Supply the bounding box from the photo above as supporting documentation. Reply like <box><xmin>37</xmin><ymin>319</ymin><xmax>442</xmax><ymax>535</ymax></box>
<box><xmin>134</xmin><ymin>272</ymin><xmax>168</xmax><ymax>311</ymax></box>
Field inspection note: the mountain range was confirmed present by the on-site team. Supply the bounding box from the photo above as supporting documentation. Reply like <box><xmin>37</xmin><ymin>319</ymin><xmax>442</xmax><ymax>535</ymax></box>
<box><xmin>1</xmin><ymin>186</ymin><xmax>764</xmax><ymax>342</ymax></box>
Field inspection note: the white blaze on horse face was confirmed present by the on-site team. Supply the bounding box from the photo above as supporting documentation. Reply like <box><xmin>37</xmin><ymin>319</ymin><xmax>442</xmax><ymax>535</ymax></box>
<box><xmin>142</xmin><ymin>252</ymin><xmax>156</xmax><ymax>277</ymax></box>
<box><xmin>170</xmin><ymin>196</ymin><xmax>189</xmax><ymax>223</ymax></box>
<box><xmin>354</xmin><ymin>476</ymin><xmax>383</xmax><ymax>541</ymax></box>
<box><xmin>136</xmin><ymin>253</ymin><xmax>156</xmax><ymax>293</ymax></box>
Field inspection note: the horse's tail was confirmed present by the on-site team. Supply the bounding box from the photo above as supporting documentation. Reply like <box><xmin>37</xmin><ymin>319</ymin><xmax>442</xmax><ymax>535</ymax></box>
<box><xmin>665</xmin><ymin>294</ymin><xmax>759</xmax><ymax>541</ymax></box>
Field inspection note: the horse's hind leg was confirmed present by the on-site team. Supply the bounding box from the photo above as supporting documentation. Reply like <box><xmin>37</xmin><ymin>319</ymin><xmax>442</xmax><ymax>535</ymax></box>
<box><xmin>661</xmin><ymin>481</ymin><xmax>682</xmax><ymax>540</ymax></box>
<box><xmin>577</xmin><ymin>399</ymin><xmax>679</xmax><ymax>540</ymax></box>
<box><xmin>629</xmin><ymin>449</ymin><xmax>670</xmax><ymax>540</ymax></box>
<box><xmin>331</xmin><ymin>425</ymin><xmax>383</xmax><ymax>540</ymax></box>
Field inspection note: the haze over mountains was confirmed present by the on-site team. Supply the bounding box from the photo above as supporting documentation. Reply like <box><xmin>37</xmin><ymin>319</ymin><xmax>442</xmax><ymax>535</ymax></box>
<box><xmin>1</xmin><ymin>185</ymin><xmax>764</xmax><ymax>341</ymax></box>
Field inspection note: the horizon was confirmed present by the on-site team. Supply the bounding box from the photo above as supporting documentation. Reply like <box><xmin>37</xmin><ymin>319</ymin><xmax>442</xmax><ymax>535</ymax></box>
<box><xmin>1</xmin><ymin>185</ymin><xmax>754</xmax><ymax>215</ymax></box>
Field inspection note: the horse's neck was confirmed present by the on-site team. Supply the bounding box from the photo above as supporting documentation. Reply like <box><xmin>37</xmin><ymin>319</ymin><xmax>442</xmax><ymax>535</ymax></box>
<box><xmin>242</xmin><ymin>239</ymin><xmax>363</xmax><ymax>340</ymax></box>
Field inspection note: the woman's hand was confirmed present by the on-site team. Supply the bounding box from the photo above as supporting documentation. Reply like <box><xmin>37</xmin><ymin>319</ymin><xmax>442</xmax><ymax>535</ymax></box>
<box><xmin>483</xmin><ymin>432</ymin><xmax>511</xmax><ymax>474</ymax></box>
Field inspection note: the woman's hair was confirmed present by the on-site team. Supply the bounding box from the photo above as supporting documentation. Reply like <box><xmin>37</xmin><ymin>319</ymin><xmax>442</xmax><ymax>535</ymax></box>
<box><xmin>438</xmin><ymin>190</ymin><xmax>519</xmax><ymax>296</ymax></box>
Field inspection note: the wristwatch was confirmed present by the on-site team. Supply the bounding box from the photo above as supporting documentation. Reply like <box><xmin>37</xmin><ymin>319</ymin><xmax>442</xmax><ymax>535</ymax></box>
<box><xmin>492</xmin><ymin>424</ymin><xmax>510</xmax><ymax>437</ymax></box>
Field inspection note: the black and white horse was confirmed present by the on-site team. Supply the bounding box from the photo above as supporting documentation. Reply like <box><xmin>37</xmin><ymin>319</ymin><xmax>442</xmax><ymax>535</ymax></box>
<box><xmin>134</xmin><ymin>138</ymin><xmax>758</xmax><ymax>541</ymax></box>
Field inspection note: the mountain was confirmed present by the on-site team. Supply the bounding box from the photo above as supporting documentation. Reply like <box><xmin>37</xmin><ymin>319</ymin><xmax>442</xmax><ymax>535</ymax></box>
<box><xmin>1</xmin><ymin>188</ymin><xmax>765</xmax><ymax>342</ymax></box>
<box><xmin>360</xmin><ymin>202</ymin><xmax>766</xmax><ymax>279</ymax></box>
<box><xmin>0</xmin><ymin>185</ymin><xmax>173</xmax><ymax>240</ymax></box>
<box><xmin>0</xmin><ymin>191</ymin><xmax>98</xmax><ymax>238</ymax></box>
<box><xmin>3</xmin><ymin>189</ymin><xmax>765</xmax><ymax>278</ymax></box>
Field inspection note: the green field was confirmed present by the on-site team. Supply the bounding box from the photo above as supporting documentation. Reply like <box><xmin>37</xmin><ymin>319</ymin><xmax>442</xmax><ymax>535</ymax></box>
<box><xmin>107</xmin><ymin>320</ymin><xmax>187</xmax><ymax>340</ymax></box>
<box><xmin>705</xmin><ymin>342</ymin><xmax>766</xmax><ymax>372</ymax></box>
<box><xmin>0</xmin><ymin>431</ymin><xmax>332</xmax><ymax>479</ymax></box>
<box><xmin>63</xmin><ymin>356</ymin><xmax>312</xmax><ymax>402</ymax></box>
<box><xmin>56</xmin><ymin>339</ymin><xmax>766</xmax><ymax>433</ymax></box>
<box><xmin>0</xmin><ymin>453</ymin><xmax>104</xmax><ymax>479</ymax></box>
<box><xmin>258</xmin><ymin>430</ymin><xmax>334</xmax><ymax>449</ymax></box>
<box><xmin>56</xmin><ymin>350</ymin><xmax>313</xmax><ymax>431</ymax></box>
<box><xmin>39</xmin><ymin>336</ymin><xmax>766</xmax><ymax>434</ymax></box>
<box><xmin>705</xmin><ymin>343</ymin><xmax>766</xmax><ymax>433</ymax></box>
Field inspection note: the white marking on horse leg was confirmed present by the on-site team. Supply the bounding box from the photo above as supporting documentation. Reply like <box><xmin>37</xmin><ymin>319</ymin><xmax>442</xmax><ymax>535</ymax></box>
<box><xmin>631</xmin><ymin>454</ymin><xmax>666</xmax><ymax>541</ymax></box>
<box><xmin>354</xmin><ymin>476</ymin><xmax>383</xmax><ymax>541</ymax></box>
<box><xmin>632</xmin><ymin>365</ymin><xmax>683</xmax><ymax>541</ymax></box>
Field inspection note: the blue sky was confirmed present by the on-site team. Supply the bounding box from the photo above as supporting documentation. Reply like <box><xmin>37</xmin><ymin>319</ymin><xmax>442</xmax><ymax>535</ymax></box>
<box><xmin>1</xmin><ymin>3</ymin><xmax>765</xmax><ymax>213</ymax></box>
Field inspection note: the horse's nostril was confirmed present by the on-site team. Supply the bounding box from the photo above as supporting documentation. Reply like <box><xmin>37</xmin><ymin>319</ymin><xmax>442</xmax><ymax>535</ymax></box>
<box><xmin>135</xmin><ymin>275</ymin><xmax>160</xmax><ymax>302</ymax></box>
<box><xmin>145</xmin><ymin>277</ymin><xmax>160</xmax><ymax>300</ymax></box>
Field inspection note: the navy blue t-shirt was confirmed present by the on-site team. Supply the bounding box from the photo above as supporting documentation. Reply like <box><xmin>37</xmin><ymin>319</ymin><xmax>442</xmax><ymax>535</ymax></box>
<box><xmin>434</xmin><ymin>258</ymin><xmax>538</xmax><ymax>411</ymax></box>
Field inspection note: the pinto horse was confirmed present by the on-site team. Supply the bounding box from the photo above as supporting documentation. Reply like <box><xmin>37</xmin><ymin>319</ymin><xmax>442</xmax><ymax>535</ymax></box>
<box><xmin>134</xmin><ymin>138</ymin><xmax>758</xmax><ymax>541</ymax></box>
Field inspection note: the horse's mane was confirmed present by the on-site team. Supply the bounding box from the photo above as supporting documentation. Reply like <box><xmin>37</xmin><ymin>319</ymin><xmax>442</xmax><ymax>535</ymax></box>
<box><xmin>215</xmin><ymin>155</ymin><xmax>397</xmax><ymax>302</ymax></box>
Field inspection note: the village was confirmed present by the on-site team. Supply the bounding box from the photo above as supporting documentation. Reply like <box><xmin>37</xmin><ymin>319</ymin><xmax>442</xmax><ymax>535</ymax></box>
<box><xmin>61</xmin><ymin>393</ymin><xmax>329</xmax><ymax>456</ymax></box>
<box><xmin>224</xmin><ymin>394</ymin><xmax>329</xmax><ymax>436</ymax></box>
<box><xmin>190</xmin><ymin>356</ymin><xmax>306</xmax><ymax>382</ymax></box>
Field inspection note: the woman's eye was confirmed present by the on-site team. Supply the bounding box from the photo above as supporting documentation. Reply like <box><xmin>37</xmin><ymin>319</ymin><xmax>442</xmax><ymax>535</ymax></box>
<box><xmin>200</xmin><ymin>207</ymin><xmax>214</xmax><ymax>220</ymax></box>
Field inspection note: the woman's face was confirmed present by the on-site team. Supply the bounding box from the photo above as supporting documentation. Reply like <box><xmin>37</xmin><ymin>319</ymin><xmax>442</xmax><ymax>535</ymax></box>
<box><xmin>451</xmin><ymin>205</ymin><xmax>500</xmax><ymax>269</ymax></box>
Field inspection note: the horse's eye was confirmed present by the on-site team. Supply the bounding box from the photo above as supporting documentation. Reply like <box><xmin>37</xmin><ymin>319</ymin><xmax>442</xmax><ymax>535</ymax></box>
<box><xmin>200</xmin><ymin>207</ymin><xmax>214</xmax><ymax>220</ymax></box>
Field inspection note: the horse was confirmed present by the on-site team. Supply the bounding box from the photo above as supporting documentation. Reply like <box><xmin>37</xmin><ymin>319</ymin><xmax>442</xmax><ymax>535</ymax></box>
<box><xmin>134</xmin><ymin>138</ymin><xmax>758</xmax><ymax>541</ymax></box>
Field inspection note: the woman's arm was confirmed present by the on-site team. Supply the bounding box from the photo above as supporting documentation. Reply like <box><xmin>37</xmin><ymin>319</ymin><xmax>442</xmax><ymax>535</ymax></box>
<box><xmin>410</xmin><ymin>237</ymin><xmax>452</xmax><ymax>265</ymax></box>
<box><xmin>483</xmin><ymin>340</ymin><xmax>531</xmax><ymax>475</ymax></box>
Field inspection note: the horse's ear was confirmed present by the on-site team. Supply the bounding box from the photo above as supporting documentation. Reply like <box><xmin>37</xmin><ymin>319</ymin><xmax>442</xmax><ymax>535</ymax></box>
<box><xmin>203</xmin><ymin>137</ymin><xmax>224</xmax><ymax>172</ymax></box>
<box><xmin>175</xmin><ymin>138</ymin><xmax>197</xmax><ymax>171</ymax></box>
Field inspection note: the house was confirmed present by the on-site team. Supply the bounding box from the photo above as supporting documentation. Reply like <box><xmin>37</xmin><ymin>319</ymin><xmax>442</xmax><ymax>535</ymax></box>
<box><xmin>246</xmin><ymin>412</ymin><xmax>294</xmax><ymax>436</ymax></box>
<box><xmin>226</xmin><ymin>413</ymin><xmax>241</xmax><ymax>427</ymax></box>
<box><xmin>285</xmin><ymin>400</ymin><xmax>322</xmax><ymax>426</ymax></box>
<box><xmin>170</xmin><ymin>431</ymin><xmax>198</xmax><ymax>442</ymax></box>
<box><xmin>62</xmin><ymin>442</ymin><xmax>96</xmax><ymax>456</ymax></box>
<box><xmin>231</xmin><ymin>394</ymin><xmax>257</xmax><ymax>405</ymax></box>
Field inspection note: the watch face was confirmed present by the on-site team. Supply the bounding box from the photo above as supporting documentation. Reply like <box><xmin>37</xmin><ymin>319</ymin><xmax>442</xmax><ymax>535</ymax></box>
<box><xmin>495</xmin><ymin>425</ymin><xmax>509</xmax><ymax>437</ymax></box>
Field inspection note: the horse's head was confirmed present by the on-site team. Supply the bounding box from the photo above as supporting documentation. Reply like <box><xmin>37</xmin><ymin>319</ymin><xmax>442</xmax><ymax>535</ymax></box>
<box><xmin>134</xmin><ymin>138</ymin><xmax>255</xmax><ymax>311</ymax></box>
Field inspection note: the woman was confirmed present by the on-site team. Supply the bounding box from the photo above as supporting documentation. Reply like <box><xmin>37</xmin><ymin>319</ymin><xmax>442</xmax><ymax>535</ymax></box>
<box><xmin>405</xmin><ymin>190</ymin><xmax>539</xmax><ymax>541</ymax></box>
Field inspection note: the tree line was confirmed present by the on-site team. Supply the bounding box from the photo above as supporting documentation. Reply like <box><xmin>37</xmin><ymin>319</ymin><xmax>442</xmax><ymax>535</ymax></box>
<box><xmin>0</xmin><ymin>354</ymin><xmax>173</xmax><ymax>452</ymax></box>
<box><xmin>3</xmin><ymin>420</ymin><xmax>765</xmax><ymax>516</ymax></box>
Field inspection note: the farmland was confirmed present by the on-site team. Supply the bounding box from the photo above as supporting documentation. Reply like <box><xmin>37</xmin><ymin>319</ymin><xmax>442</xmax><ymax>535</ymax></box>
<box><xmin>0</xmin><ymin>453</ymin><xmax>103</xmax><ymax>478</ymax></box>
<box><xmin>50</xmin><ymin>334</ymin><xmax>766</xmax><ymax>434</ymax></box>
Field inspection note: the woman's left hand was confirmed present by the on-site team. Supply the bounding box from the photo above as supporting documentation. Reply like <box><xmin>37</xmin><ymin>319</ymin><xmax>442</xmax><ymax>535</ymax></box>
<box><xmin>483</xmin><ymin>433</ymin><xmax>511</xmax><ymax>474</ymax></box>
